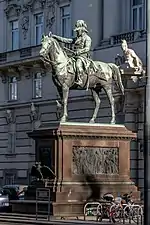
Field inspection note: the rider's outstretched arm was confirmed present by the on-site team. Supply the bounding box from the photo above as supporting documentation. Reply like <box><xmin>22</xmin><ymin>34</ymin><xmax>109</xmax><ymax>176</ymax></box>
<box><xmin>52</xmin><ymin>34</ymin><xmax>75</xmax><ymax>44</ymax></box>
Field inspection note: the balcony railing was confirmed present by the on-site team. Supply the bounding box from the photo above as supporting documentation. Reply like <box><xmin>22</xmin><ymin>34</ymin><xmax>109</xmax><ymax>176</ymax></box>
<box><xmin>99</xmin><ymin>30</ymin><xmax>146</xmax><ymax>48</ymax></box>
<box><xmin>0</xmin><ymin>53</ymin><xmax>7</xmax><ymax>62</ymax></box>
<box><xmin>111</xmin><ymin>31</ymin><xmax>135</xmax><ymax>45</ymax></box>
<box><xmin>0</xmin><ymin>41</ymin><xmax>74</xmax><ymax>66</ymax></box>
<box><xmin>20</xmin><ymin>47</ymin><xmax>32</xmax><ymax>58</ymax></box>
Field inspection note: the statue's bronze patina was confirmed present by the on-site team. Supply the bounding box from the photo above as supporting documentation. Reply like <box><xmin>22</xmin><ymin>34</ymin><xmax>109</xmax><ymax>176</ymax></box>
<box><xmin>39</xmin><ymin>20</ymin><xmax>124</xmax><ymax>124</ymax></box>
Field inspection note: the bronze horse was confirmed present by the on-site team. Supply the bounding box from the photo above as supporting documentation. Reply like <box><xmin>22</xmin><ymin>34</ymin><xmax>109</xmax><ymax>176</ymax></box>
<box><xmin>39</xmin><ymin>35</ymin><xmax>124</xmax><ymax>124</ymax></box>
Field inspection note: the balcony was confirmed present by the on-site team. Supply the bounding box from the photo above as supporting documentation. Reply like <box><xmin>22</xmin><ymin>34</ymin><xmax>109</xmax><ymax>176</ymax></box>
<box><xmin>111</xmin><ymin>31</ymin><xmax>135</xmax><ymax>45</ymax></box>
<box><xmin>0</xmin><ymin>42</ymin><xmax>73</xmax><ymax>68</ymax></box>
<box><xmin>20</xmin><ymin>47</ymin><xmax>32</xmax><ymax>58</ymax></box>
<box><xmin>99</xmin><ymin>30</ymin><xmax>146</xmax><ymax>48</ymax></box>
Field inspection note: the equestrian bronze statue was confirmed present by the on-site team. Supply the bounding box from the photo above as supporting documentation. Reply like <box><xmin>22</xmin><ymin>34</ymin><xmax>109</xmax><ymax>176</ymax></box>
<box><xmin>39</xmin><ymin>20</ymin><xmax>124</xmax><ymax>124</ymax></box>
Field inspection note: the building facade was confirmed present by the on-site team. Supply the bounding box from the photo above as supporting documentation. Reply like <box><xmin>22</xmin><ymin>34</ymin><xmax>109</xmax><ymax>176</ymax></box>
<box><xmin>0</xmin><ymin>0</ymin><xmax>146</xmax><ymax>196</ymax></box>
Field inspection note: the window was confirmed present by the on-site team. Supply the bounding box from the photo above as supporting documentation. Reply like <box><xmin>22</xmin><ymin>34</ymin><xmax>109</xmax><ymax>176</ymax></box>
<box><xmin>10</xmin><ymin>20</ymin><xmax>19</xmax><ymax>50</ymax></box>
<box><xmin>60</xmin><ymin>5</ymin><xmax>71</xmax><ymax>37</ymax></box>
<box><xmin>33</xmin><ymin>72</ymin><xmax>42</xmax><ymax>98</ymax></box>
<box><xmin>131</xmin><ymin>0</ymin><xmax>144</xmax><ymax>30</ymax></box>
<box><xmin>35</xmin><ymin>13</ymin><xmax>44</xmax><ymax>45</ymax></box>
<box><xmin>5</xmin><ymin>173</ymin><xmax>15</xmax><ymax>185</ymax></box>
<box><xmin>9</xmin><ymin>77</ymin><xmax>17</xmax><ymax>101</ymax></box>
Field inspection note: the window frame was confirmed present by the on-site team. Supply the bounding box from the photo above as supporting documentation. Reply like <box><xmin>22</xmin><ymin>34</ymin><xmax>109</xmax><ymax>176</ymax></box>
<box><xmin>33</xmin><ymin>72</ymin><xmax>42</xmax><ymax>98</ymax></box>
<box><xmin>34</xmin><ymin>13</ymin><xmax>44</xmax><ymax>45</ymax></box>
<box><xmin>10</xmin><ymin>20</ymin><xmax>19</xmax><ymax>50</ymax></box>
<box><xmin>131</xmin><ymin>0</ymin><xmax>145</xmax><ymax>30</ymax></box>
<box><xmin>60</xmin><ymin>4</ymin><xmax>71</xmax><ymax>37</ymax></box>
<box><xmin>4</xmin><ymin>173</ymin><xmax>15</xmax><ymax>185</ymax></box>
<box><xmin>8</xmin><ymin>77</ymin><xmax>18</xmax><ymax>101</ymax></box>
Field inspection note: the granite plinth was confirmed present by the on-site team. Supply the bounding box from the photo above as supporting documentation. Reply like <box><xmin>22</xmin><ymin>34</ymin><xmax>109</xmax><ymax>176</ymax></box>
<box><xmin>27</xmin><ymin>122</ymin><xmax>140</xmax><ymax>217</ymax></box>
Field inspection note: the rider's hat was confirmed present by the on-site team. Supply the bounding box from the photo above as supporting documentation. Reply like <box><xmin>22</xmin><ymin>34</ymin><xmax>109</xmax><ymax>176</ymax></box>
<box><xmin>74</xmin><ymin>20</ymin><xmax>88</xmax><ymax>33</ymax></box>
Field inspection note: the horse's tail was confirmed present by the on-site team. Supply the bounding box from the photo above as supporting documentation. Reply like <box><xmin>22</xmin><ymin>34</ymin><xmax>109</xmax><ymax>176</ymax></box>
<box><xmin>108</xmin><ymin>63</ymin><xmax>124</xmax><ymax>95</ymax></box>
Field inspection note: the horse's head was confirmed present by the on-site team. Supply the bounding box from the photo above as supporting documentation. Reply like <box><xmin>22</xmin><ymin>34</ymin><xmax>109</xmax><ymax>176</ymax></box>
<box><xmin>40</xmin><ymin>34</ymin><xmax>68</xmax><ymax>66</ymax></box>
<box><xmin>40</xmin><ymin>34</ymin><xmax>52</xmax><ymax>57</ymax></box>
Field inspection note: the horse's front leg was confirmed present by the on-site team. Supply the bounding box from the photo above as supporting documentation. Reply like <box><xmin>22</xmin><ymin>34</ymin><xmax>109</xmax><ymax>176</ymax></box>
<box><xmin>104</xmin><ymin>85</ymin><xmax>116</xmax><ymax>124</ymax></box>
<box><xmin>60</xmin><ymin>85</ymin><xmax>69</xmax><ymax>123</ymax></box>
<box><xmin>89</xmin><ymin>89</ymin><xmax>101</xmax><ymax>123</ymax></box>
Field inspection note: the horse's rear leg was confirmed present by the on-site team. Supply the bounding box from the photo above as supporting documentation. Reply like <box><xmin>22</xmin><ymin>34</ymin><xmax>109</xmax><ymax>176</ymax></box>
<box><xmin>56</xmin><ymin>87</ymin><xmax>63</xmax><ymax>108</ymax></box>
<box><xmin>103</xmin><ymin>85</ymin><xmax>115</xmax><ymax>124</ymax></box>
<box><xmin>89</xmin><ymin>89</ymin><xmax>101</xmax><ymax>123</ymax></box>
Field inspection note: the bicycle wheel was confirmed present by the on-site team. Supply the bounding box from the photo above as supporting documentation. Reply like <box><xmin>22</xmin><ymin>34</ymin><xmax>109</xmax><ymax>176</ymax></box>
<box><xmin>132</xmin><ymin>206</ymin><xmax>143</xmax><ymax>223</ymax></box>
<box><xmin>123</xmin><ymin>205</ymin><xmax>131</xmax><ymax>221</ymax></box>
<box><xmin>110</xmin><ymin>205</ymin><xmax>123</xmax><ymax>223</ymax></box>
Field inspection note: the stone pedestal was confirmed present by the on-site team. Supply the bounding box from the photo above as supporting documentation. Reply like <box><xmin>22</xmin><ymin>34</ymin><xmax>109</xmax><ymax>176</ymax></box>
<box><xmin>28</xmin><ymin>122</ymin><xmax>140</xmax><ymax>217</ymax></box>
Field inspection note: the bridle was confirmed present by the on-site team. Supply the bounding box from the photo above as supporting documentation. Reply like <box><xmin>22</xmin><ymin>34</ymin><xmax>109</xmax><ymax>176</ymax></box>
<box><xmin>41</xmin><ymin>40</ymin><xmax>57</xmax><ymax>65</ymax></box>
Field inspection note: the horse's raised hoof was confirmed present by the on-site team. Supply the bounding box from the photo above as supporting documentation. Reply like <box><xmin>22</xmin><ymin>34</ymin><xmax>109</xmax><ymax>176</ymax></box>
<box><xmin>89</xmin><ymin>119</ymin><xmax>95</xmax><ymax>124</ymax></box>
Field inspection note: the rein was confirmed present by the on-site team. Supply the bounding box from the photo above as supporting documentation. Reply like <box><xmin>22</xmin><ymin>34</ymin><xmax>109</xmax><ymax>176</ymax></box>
<box><xmin>41</xmin><ymin>37</ymin><xmax>74</xmax><ymax>68</ymax></box>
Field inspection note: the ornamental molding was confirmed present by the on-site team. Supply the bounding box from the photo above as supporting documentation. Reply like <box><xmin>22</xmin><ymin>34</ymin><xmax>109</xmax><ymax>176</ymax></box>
<box><xmin>32</xmin><ymin>62</ymin><xmax>46</xmax><ymax>76</ymax></box>
<box><xmin>22</xmin><ymin>0</ymin><xmax>46</xmax><ymax>12</ymax></box>
<box><xmin>18</xmin><ymin>65</ymin><xmax>31</xmax><ymax>79</ymax></box>
<box><xmin>21</xmin><ymin>15</ymin><xmax>29</xmax><ymax>39</ymax></box>
<box><xmin>30</xmin><ymin>102</ymin><xmax>39</xmax><ymax>122</ymax></box>
<box><xmin>0</xmin><ymin>70</ymin><xmax>8</xmax><ymax>83</ymax></box>
<box><xmin>5</xmin><ymin>109</ymin><xmax>16</xmax><ymax>124</ymax></box>
<box><xmin>7</xmin><ymin>67</ymin><xmax>21</xmax><ymax>81</ymax></box>
<box><xmin>46</xmin><ymin>0</ymin><xmax>56</xmax><ymax>29</ymax></box>
<box><xmin>4</xmin><ymin>4</ymin><xmax>21</xmax><ymax>18</ymax></box>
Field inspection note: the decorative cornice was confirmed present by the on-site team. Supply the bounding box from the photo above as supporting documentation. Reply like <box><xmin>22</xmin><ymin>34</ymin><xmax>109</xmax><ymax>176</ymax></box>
<box><xmin>7</xmin><ymin>67</ymin><xmax>21</xmax><ymax>81</ymax></box>
<box><xmin>4</xmin><ymin>4</ymin><xmax>21</xmax><ymax>18</ymax></box>
<box><xmin>18</xmin><ymin>65</ymin><xmax>31</xmax><ymax>79</ymax></box>
<box><xmin>22</xmin><ymin>0</ymin><xmax>46</xmax><ymax>12</ymax></box>
<box><xmin>56</xmin><ymin>134</ymin><xmax>135</xmax><ymax>140</ymax></box>
<box><xmin>32</xmin><ymin>62</ymin><xmax>46</xmax><ymax>76</ymax></box>
<box><xmin>0</xmin><ymin>70</ymin><xmax>8</xmax><ymax>83</ymax></box>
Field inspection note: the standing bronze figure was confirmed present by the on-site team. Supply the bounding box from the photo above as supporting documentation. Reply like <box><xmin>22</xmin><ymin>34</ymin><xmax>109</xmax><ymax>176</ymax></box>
<box><xmin>39</xmin><ymin>20</ymin><xmax>124</xmax><ymax>124</ymax></box>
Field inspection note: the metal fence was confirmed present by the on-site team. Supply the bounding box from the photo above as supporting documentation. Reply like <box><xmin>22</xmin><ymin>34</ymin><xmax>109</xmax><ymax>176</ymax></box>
<box><xmin>36</xmin><ymin>188</ymin><xmax>51</xmax><ymax>221</ymax></box>
<box><xmin>84</xmin><ymin>202</ymin><xmax>144</xmax><ymax>224</ymax></box>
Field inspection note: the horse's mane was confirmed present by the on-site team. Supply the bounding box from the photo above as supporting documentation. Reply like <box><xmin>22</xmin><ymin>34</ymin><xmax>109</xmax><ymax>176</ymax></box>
<box><xmin>50</xmin><ymin>37</ymin><xmax>68</xmax><ymax>59</ymax></box>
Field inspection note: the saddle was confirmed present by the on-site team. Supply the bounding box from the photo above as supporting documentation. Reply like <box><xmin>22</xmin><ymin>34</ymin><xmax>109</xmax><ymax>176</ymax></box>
<box><xmin>67</xmin><ymin>57</ymin><xmax>98</xmax><ymax>76</ymax></box>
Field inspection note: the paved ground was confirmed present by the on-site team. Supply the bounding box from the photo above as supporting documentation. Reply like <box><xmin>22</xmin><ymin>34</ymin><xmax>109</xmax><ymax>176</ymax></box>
<box><xmin>0</xmin><ymin>213</ymin><xmax>142</xmax><ymax>225</ymax></box>
<box><xmin>0</xmin><ymin>222</ymin><xmax>112</xmax><ymax>225</ymax></box>
<box><xmin>0</xmin><ymin>221</ymin><xmax>112</xmax><ymax>225</ymax></box>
